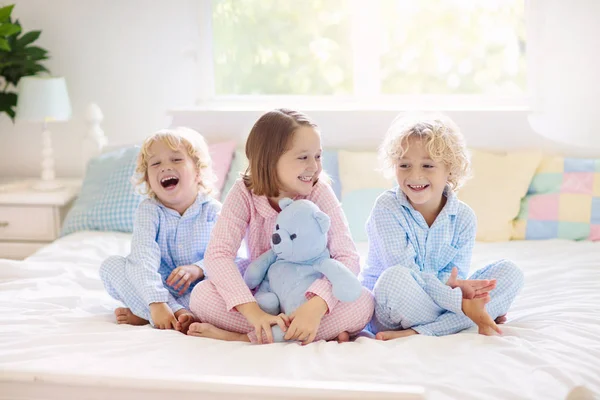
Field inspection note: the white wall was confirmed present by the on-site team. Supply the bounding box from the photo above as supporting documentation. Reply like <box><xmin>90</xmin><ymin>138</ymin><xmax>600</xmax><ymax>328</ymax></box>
<box><xmin>527</xmin><ymin>0</ymin><xmax>600</xmax><ymax>148</ymax></box>
<box><xmin>1</xmin><ymin>0</ymin><xmax>599</xmax><ymax>180</ymax></box>
<box><xmin>169</xmin><ymin>108</ymin><xmax>576</xmax><ymax>152</ymax></box>
<box><xmin>0</xmin><ymin>0</ymin><xmax>202</xmax><ymax>178</ymax></box>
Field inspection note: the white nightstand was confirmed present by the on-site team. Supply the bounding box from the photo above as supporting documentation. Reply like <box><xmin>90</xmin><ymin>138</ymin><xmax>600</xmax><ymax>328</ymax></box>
<box><xmin>0</xmin><ymin>179</ymin><xmax>81</xmax><ymax>260</ymax></box>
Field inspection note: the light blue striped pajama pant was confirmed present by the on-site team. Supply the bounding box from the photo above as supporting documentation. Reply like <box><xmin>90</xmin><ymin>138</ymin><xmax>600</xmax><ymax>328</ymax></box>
<box><xmin>100</xmin><ymin>255</ymin><xmax>191</xmax><ymax>325</ymax></box>
<box><xmin>370</xmin><ymin>259</ymin><xmax>524</xmax><ymax>336</ymax></box>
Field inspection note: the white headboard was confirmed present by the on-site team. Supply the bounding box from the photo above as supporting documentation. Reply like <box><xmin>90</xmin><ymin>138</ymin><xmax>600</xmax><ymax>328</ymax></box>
<box><xmin>82</xmin><ymin>103</ymin><xmax>109</xmax><ymax>169</ymax></box>
<box><xmin>167</xmin><ymin>107</ymin><xmax>600</xmax><ymax>157</ymax></box>
<box><xmin>83</xmin><ymin>103</ymin><xmax>600</xmax><ymax>166</ymax></box>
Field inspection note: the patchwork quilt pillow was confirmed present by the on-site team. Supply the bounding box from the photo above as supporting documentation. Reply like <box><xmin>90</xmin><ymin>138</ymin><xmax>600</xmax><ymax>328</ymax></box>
<box><xmin>512</xmin><ymin>156</ymin><xmax>600</xmax><ymax>241</ymax></box>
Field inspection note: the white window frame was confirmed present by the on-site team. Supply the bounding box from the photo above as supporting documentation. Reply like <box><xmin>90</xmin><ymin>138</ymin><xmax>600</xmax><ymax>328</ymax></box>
<box><xmin>197</xmin><ymin>0</ymin><xmax>530</xmax><ymax>111</ymax></box>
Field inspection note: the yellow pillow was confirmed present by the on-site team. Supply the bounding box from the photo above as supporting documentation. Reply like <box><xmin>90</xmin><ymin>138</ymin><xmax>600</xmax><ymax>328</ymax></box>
<box><xmin>457</xmin><ymin>150</ymin><xmax>543</xmax><ymax>242</ymax></box>
<box><xmin>337</xmin><ymin>150</ymin><xmax>394</xmax><ymax>195</ymax></box>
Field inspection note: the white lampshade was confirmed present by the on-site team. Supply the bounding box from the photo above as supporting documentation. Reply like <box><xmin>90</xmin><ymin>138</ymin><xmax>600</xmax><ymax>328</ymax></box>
<box><xmin>16</xmin><ymin>76</ymin><xmax>72</xmax><ymax>122</ymax></box>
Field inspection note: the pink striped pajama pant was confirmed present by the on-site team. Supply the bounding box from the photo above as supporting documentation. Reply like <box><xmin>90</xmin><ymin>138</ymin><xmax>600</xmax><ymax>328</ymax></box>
<box><xmin>189</xmin><ymin>279</ymin><xmax>374</xmax><ymax>343</ymax></box>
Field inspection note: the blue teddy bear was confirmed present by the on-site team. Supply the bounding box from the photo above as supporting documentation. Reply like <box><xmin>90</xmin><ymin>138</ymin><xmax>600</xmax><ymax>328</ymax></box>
<box><xmin>243</xmin><ymin>198</ymin><xmax>362</xmax><ymax>342</ymax></box>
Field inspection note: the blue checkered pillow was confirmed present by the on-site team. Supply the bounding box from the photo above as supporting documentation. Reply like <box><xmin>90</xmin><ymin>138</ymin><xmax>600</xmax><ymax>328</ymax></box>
<box><xmin>61</xmin><ymin>146</ymin><xmax>144</xmax><ymax>236</ymax></box>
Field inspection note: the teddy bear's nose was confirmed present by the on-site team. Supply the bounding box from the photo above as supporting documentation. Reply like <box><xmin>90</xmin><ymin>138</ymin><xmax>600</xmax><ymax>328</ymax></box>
<box><xmin>272</xmin><ymin>233</ymin><xmax>281</xmax><ymax>245</ymax></box>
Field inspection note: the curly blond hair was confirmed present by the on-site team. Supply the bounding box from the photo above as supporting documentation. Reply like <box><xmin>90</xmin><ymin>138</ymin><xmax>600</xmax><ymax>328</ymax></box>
<box><xmin>134</xmin><ymin>127</ymin><xmax>217</xmax><ymax>198</ymax></box>
<box><xmin>379</xmin><ymin>113</ymin><xmax>471</xmax><ymax>191</ymax></box>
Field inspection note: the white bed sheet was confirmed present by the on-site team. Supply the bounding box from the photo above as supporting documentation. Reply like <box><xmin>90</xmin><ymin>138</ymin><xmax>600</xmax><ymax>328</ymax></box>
<box><xmin>1</xmin><ymin>231</ymin><xmax>599</xmax><ymax>400</ymax></box>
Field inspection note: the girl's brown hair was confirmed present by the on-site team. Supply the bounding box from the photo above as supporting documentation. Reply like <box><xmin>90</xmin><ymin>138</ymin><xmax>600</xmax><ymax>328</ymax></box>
<box><xmin>243</xmin><ymin>108</ymin><xmax>319</xmax><ymax>197</ymax></box>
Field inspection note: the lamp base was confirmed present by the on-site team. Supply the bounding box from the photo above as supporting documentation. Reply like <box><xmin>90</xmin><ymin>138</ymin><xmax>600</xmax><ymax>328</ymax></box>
<box><xmin>31</xmin><ymin>180</ymin><xmax>64</xmax><ymax>191</ymax></box>
<box><xmin>34</xmin><ymin>125</ymin><xmax>63</xmax><ymax>192</ymax></box>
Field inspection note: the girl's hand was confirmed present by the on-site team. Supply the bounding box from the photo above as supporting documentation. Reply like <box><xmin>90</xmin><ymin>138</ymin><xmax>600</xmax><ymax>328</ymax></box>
<box><xmin>236</xmin><ymin>302</ymin><xmax>287</xmax><ymax>344</ymax></box>
<box><xmin>284</xmin><ymin>296</ymin><xmax>327</xmax><ymax>345</ymax></box>
<box><xmin>167</xmin><ymin>264</ymin><xmax>204</xmax><ymax>295</ymax></box>
<box><xmin>446</xmin><ymin>267</ymin><xmax>496</xmax><ymax>299</ymax></box>
<box><xmin>149</xmin><ymin>302</ymin><xmax>177</xmax><ymax>329</ymax></box>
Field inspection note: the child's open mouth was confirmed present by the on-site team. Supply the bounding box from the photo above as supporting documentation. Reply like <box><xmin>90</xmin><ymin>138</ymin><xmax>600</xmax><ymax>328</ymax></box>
<box><xmin>407</xmin><ymin>184</ymin><xmax>429</xmax><ymax>192</ymax></box>
<box><xmin>298</xmin><ymin>175</ymin><xmax>313</xmax><ymax>183</ymax></box>
<box><xmin>160</xmin><ymin>176</ymin><xmax>179</xmax><ymax>190</ymax></box>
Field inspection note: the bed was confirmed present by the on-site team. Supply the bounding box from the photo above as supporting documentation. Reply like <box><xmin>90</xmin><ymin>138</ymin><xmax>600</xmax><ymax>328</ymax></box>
<box><xmin>1</xmin><ymin>105</ymin><xmax>599</xmax><ymax>400</ymax></box>
<box><xmin>1</xmin><ymin>231</ymin><xmax>599</xmax><ymax>399</ymax></box>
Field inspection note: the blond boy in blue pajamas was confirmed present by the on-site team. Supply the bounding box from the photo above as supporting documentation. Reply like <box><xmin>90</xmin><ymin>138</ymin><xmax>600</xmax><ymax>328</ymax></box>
<box><xmin>361</xmin><ymin>114</ymin><xmax>524</xmax><ymax>340</ymax></box>
<box><xmin>100</xmin><ymin>128</ymin><xmax>221</xmax><ymax>333</ymax></box>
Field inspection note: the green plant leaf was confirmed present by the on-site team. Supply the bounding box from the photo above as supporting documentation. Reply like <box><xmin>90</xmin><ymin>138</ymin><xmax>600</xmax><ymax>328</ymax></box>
<box><xmin>0</xmin><ymin>91</ymin><xmax>17</xmax><ymax>121</ymax></box>
<box><xmin>16</xmin><ymin>30</ymin><xmax>41</xmax><ymax>48</ymax></box>
<box><xmin>2</xmin><ymin>67</ymin><xmax>25</xmax><ymax>85</ymax></box>
<box><xmin>31</xmin><ymin>63</ymin><xmax>49</xmax><ymax>73</ymax></box>
<box><xmin>0</xmin><ymin>9</ymin><xmax>50</xmax><ymax>121</ymax></box>
<box><xmin>22</xmin><ymin>61</ymin><xmax>48</xmax><ymax>76</ymax></box>
<box><xmin>24</xmin><ymin>45</ymin><xmax>47</xmax><ymax>59</ymax></box>
<box><xmin>0</xmin><ymin>5</ymin><xmax>14</xmax><ymax>23</ymax></box>
<box><xmin>1</xmin><ymin>70</ymin><xmax>20</xmax><ymax>86</ymax></box>
<box><xmin>0</xmin><ymin>23</ymin><xmax>21</xmax><ymax>36</ymax></box>
<box><xmin>0</xmin><ymin>37</ymin><xmax>9</xmax><ymax>51</ymax></box>
<box><xmin>0</xmin><ymin>92</ymin><xmax>17</xmax><ymax>106</ymax></box>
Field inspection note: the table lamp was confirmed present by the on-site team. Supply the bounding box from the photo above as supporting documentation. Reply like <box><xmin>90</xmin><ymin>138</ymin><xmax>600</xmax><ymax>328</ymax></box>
<box><xmin>16</xmin><ymin>76</ymin><xmax>72</xmax><ymax>191</ymax></box>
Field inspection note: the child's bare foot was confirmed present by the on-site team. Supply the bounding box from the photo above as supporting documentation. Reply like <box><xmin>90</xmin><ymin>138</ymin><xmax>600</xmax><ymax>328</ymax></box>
<box><xmin>174</xmin><ymin>309</ymin><xmax>196</xmax><ymax>334</ymax></box>
<box><xmin>114</xmin><ymin>308</ymin><xmax>148</xmax><ymax>326</ymax></box>
<box><xmin>462</xmin><ymin>296</ymin><xmax>502</xmax><ymax>336</ymax></box>
<box><xmin>336</xmin><ymin>331</ymin><xmax>350</xmax><ymax>343</ymax></box>
<box><xmin>187</xmin><ymin>322</ymin><xmax>250</xmax><ymax>342</ymax></box>
<box><xmin>375</xmin><ymin>329</ymin><xmax>418</xmax><ymax>341</ymax></box>
<box><xmin>495</xmin><ymin>314</ymin><xmax>507</xmax><ymax>324</ymax></box>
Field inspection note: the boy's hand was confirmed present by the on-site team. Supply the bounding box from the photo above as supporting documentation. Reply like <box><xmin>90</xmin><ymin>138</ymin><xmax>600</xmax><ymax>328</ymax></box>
<box><xmin>167</xmin><ymin>264</ymin><xmax>204</xmax><ymax>295</ymax></box>
<box><xmin>462</xmin><ymin>295</ymin><xmax>502</xmax><ymax>336</ymax></box>
<box><xmin>149</xmin><ymin>302</ymin><xmax>177</xmax><ymax>329</ymax></box>
<box><xmin>284</xmin><ymin>296</ymin><xmax>327</xmax><ymax>345</ymax></box>
<box><xmin>446</xmin><ymin>267</ymin><xmax>496</xmax><ymax>299</ymax></box>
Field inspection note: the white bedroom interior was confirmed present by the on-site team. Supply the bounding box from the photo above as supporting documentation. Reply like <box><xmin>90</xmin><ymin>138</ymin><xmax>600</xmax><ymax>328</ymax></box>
<box><xmin>1</xmin><ymin>1</ymin><xmax>599</xmax><ymax>400</ymax></box>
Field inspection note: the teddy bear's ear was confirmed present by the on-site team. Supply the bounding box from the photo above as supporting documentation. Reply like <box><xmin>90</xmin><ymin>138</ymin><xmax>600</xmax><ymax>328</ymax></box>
<box><xmin>279</xmin><ymin>198</ymin><xmax>294</xmax><ymax>210</ymax></box>
<box><xmin>314</xmin><ymin>211</ymin><xmax>331</xmax><ymax>234</ymax></box>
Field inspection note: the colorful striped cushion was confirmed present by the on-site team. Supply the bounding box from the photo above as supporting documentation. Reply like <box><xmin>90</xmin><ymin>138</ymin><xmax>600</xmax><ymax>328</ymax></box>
<box><xmin>208</xmin><ymin>140</ymin><xmax>237</xmax><ymax>196</ymax></box>
<box><xmin>220</xmin><ymin>150</ymin><xmax>247</xmax><ymax>201</ymax></box>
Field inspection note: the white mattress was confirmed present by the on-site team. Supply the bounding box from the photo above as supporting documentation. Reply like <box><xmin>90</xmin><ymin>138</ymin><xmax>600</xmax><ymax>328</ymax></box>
<box><xmin>1</xmin><ymin>231</ymin><xmax>599</xmax><ymax>400</ymax></box>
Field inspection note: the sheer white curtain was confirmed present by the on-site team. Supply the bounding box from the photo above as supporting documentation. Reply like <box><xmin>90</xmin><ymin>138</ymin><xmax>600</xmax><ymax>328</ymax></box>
<box><xmin>527</xmin><ymin>0</ymin><xmax>600</xmax><ymax>149</ymax></box>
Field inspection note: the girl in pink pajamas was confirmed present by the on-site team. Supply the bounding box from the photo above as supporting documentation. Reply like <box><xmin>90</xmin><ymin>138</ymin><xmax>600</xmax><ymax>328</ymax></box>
<box><xmin>187</xmin><ymin>109</ymin><xmax>374</xmax><ymax>344</ymax></box>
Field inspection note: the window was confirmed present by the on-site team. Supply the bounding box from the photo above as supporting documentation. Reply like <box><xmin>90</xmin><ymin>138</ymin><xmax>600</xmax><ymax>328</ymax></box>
<box><xmin>211</xmin><ymin>0</ymin><xmax>353</xmax><ymax>95</ymax></box>
<box><xmin>208</xmin><ymin>0</ymin><xmax>526</xmax><ymax>101</ymax></box>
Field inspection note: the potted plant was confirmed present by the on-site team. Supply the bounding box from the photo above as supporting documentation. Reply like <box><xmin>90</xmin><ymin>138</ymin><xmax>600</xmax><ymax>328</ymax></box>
<box><xmin>0</xmin><ymin>4</ymin><xmax>50</xmax><ymax>121</ymax></box>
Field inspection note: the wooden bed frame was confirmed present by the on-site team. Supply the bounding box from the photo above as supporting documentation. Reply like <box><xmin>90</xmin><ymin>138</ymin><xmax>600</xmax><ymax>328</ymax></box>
<box><xmin>1</xmin><ymin>371</ymin><xmax>425</xmax><ymax>400</ymax></box>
